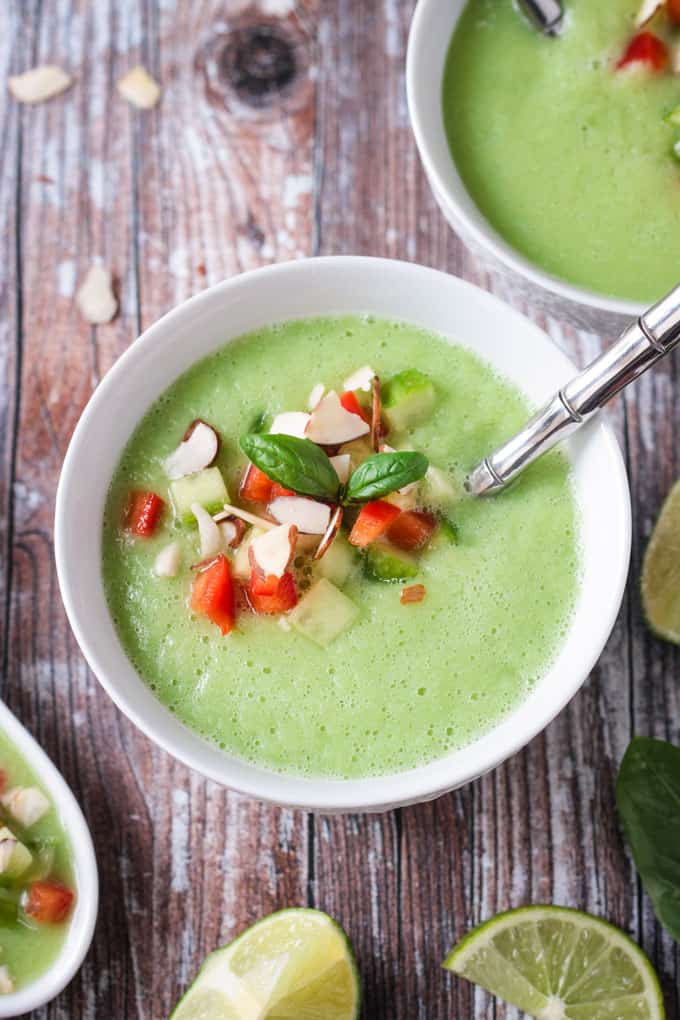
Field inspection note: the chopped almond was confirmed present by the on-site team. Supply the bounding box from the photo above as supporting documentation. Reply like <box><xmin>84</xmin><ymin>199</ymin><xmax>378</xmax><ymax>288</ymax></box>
<box><xmin>154</xmin><ymin>541</ymin><xmax>182</xmax><ymax>578</ymax></box>
<box><xmin>329</xmin><ymin>453</ymin><xmax>351</xmax><ymax>484</ymax></box>
<box><xmin>249</xmin><ymin>523</ymin><xmax>297</xmax><ymax>579</ymax></box>
<box><xmin>343</xmin><ymin>365</ymin><xmax>375</xmax><ymax>392</ymax></box>
<box><xmin>401</xmin><ymin>584</ymin><xmax>426</xmax><ymax>605</ymax></box>
<box><xmin>8</xmin><ymin>65</ymin><xmax>72</xmax><ymax>104</ymax></box>
<box><xmin>268</xmin><ymin>495</ymin><xmax>331</xmax><ymax>534</ymax></box>
<box><xmin>192</xmin><ymin>503</ymin><xmax>223</xmax><ymax>559</ymax></box>
<box><xmin>307</xmin><ymin>383</ymin><xmax>325</xmax><ymax>410</ymax></box>
<box><xmin>635</xmin><ymin>0</ymin><xmax>663</xmax><ymax>26</ymax></box>
<box><xmin>117</xmin><ymin>65</ymin><xmax>161</xmax><ymax>109</ymax></box>
<box><xmin>76</xmin><ymin>265</ymin><xmax>117</xmax><ymax>325</ymax></box>
<box><xmin>314</xmin><ymin>506</ymin><xmax>343</xmax><ymax>561</ymax></box>
<box><xmin>306</xmin><ymin>390</ymin><xmax>370</xmax><ymax>445</ymax></box>
<box><xmin>164</xmin><ymin>421</ymin><xmax>219</xmax><ymax>480</ymax></box>
<box><xmin>270</xmin><ymin>411</ymin><xmax>311</xmax><ymax>438</ymax></box>
<box><xmin>218</xmin><ymin>516</ymin><xmax>247</xmax><ymax>549</ymax></box>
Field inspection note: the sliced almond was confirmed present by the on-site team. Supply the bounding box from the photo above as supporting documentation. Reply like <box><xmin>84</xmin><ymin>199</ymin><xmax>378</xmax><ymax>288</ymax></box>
<box><xmin>192</xmin><ymin>503</ymin><xmax>223</xmax><ymax>559</ymax></box>
<box><xmin>635</xmin><ymin>0</ymin><xmax>663</xmax><ymax>26</ymax></box>
<box><xmin>270</xmin><ymin>411</ymin><xmax>311</xmax><ymax>438</ymax></box>
<box><xmin>218</xmin><ymin>516</ymin><xmax>247</xmax><ymax>549</ymax></box>
<box><xmin>214</xmin><ymin>503</ymin><xmax>275</xmax><ymax>531</ymax></box>
<box><xmin>306</xmin><ymin>390</ymin><xmax>370</xmax><ymax>445</ymax></box>
<box><xmin>163</xmin><ymin>421</ymin><xmax>219</xmax><ymax>480</ymax></box>
<box><xmin>307</xmin><ymin>383</ymin><xmax>325</xmax><ymax>410</ymax></box>
<box><xmin>76</xmin><ymin>265</ymin><xmax>117</xmax><ymax>325</ymax></box>
<box><xmin>268</xmin><ymin>495</ymin><xmax>331</xmax><ymax>534</ymax></box>
<box><xmin>1</xmin><ymin>787</ymin><xmax>50</xmax><ymax>828</ymax></box>
<box><xmin>233</xmin><ymin>527</ymin><xmax>265</xmax><ymax>579</ymax></box>
<box><xmin>329</xmin><ymin>453</ymin><xmax>351</xmax><ymax>484</ymax></box>
<box><xmin>8</xmin><ymin>65</ymin><xmax>72</xmax><ymax>104</ymax></box>
<box><xmin>249</xmin><ymin>523</ymin><xmax>297</xmax><ymax>579</ymax></box>
<box><xmin>117</xmin><ymin>65</ymin><xmax>161</xmax><ymax>109</ymax></box>
<box><xmin>371</xmin><ymin>374</ymin><xmax>383</xmax><ymax>452</ymax></box>
<box><xmin>313</xmin><ymin>506</ymin><xmax>343</xmax><ymax>561</ymax></box>
<box><xmin>673</xmin><ymin>39</ymin><xmax>680</xmax><ymax>74</ymax></box>
<box><xmin>343</xmin><ymin>365</ymin><xmax>375</xmax><ymax>393</ymax></box>
<box><xmin>153</xmin><ymin>541</ymin><xmax>182</xmax><ymax>578</ymax></box>
<box><xmin>401</xmin><ymin>583</ymin><xmax>426</xmax><ymax>605</ymax></box>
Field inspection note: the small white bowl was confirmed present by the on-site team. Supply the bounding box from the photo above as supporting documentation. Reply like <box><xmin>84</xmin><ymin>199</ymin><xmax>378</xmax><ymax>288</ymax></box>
<box><xmin>55</xmin><ymin>257</ymin><xmax>630</xmax><ymax>813</ymax></box>
<box><xmin>406</xmin><ymin>0</ymin><xmax>644</xmax><ymax>333</ymax></box>
<box><xmin>0</xmin><ymin>700</ymin><xmax>98</xmax><ymax>1017</ymax></box>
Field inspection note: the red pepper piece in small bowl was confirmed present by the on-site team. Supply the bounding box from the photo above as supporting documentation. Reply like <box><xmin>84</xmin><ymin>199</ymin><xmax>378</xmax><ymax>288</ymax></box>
<box><xmin>125</xmin><ymin>491</ymin><xmax>165</xmax><ymax>537</ymax></box>
<box><xmin>248</xmin><ymin>571</ymin><xmax>298</xmax><ymax>614</ymax></box>
<box><xmin>387</xmin><ymin>510</ymin><xmax>438</xmax><ymax>552</ymax></box>
<box><xmin>24</xmin><ymin>880</ymin><xmax>75</xmax><ymax>924</ymax></box>
<box><xmin>339</xmin><ymin>390</ymin><xmax>370</xmax><ymax>424</ymax></box>
<box><xmin>348</xmin><ymin>500</ymin><xmax>401</xmax><ymax>547</ymax></box>
<box><xmin>240</xmin><ymin>463</ymin><xmax>275</xmax><ymax>504</ymax></box>
<box><xmin>190</xmin><ymin>554</ymin><xmax>236</xmax><ymax>635</ymax></box>
<box><xmin>616</xmin><ymin>31</ymin><xmax>668</xmax><ymax>71</ymax></box>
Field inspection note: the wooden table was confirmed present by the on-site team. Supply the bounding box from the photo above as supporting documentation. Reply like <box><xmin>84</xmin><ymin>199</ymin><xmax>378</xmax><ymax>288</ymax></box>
<box><xmin>1</xmin><ymin>2</ymin><xmax>678</xmax><ymax>1017</ymax></box>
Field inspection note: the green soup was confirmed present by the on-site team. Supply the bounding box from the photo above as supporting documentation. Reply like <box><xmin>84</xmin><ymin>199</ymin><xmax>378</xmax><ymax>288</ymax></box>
<box><xmin>0</xmin><ymin>730</ymin><xmax>75</xmax><ymax>992</ymax></box>
<box><xmin>102</xmin><ymin>316</ymin><xmax>579</xmax><ymax>779</ymax></box>
<box><xmin>443</xmin><ymin>0</ymin><xmax>680</xmax><ymax>304</ymax></box>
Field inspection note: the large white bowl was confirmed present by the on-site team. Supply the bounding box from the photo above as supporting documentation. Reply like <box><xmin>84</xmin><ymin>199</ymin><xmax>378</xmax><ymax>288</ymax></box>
<box><xmin>406</xmin><ymin>0</ymin><xmax>643</xmax><ymax>333</ymax></box>
<box><xmin>0</xmin><ymin>700</ymin><xmax>98</xmax><ymax>1017</ymax></box>
<box><xmin>55</xmin><ymin>257</ymin><xmax>630</xmax><ymax>812</ymax></box>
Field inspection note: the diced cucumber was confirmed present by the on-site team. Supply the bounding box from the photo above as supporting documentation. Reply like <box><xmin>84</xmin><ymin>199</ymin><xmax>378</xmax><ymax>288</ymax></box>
<box><xmin>382</xmin><ymin>369</ymin><xmax>436</xmax><ymax>431</ymax></box>
<box><xmin>338</xmin><ymin>437</ymin><xmax>374</xmax><ymax>472</ymax></box>
<box><xmin>315</xmin><ymin>534</ymin><xmax>357</xmax><ymax>588</ymax></box>
<box><xmin>364</xmin><ymin>541</ymin><xmax>419</xmax><ymax>582</ymax></box>
<box><xmin>289</xmin><ymin>579</ymin><xmax>359</xmax><ymax>647</ymax></box>
<box><xmin>665</xmin><ymin>103</ymin><xmax>680</xmax><ymax>126</ymax></box>
<box><xmin>438</xmin><ymin>516</ymin><xmax>459</xmax><ymax>544</ymax></box>
<box><xmin>422</xmin><ymin>465</ymin><xmax>461</xmax><ymax>509</ymax></box>
<box><xmin>0</xmin><ymin>827</ymin><xmax>32</xmax><ymax>879</ymax></box>
<box><xmin>170</xmin><ymin>467</ymin><xmax>229</xmax><ymax>525</ymax></box>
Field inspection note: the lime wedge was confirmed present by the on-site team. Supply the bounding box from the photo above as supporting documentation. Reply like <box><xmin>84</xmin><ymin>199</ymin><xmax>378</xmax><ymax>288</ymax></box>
<box><xmin>444</xmin><ymin>905</ymin><xmax>664</xmax><ymax>1020</ymax></box>
<box><xmin>170</xmin><ymin>908</ymin><xmax>360</xmax><ymax>1020</ymax></box>
<box><xmin>642</xmin><ymin>480</ymin><xmax>680</xmax><ymax>643</ymax></box>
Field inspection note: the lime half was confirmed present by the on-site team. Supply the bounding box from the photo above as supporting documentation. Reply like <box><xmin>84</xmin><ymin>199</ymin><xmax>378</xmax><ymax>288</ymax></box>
<box><xmin>444</xmin><ymin>905</ymin><xmax>664</xmax><ymax>1020</ymax></box>
<box><xmin>642</xmin><ymin>479</ymin><xmax>680</xmax><ymax>643</ymax></box>
<box><xmin>170</xmin><ymin>908</ymin><xmax>360</xmax><ymax>1020</ymax></box>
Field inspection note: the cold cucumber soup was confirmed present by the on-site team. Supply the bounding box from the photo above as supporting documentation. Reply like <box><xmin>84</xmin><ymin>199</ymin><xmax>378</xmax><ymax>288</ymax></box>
<box><xmin>0</xmin><ymin>731</ymin><xmax>75</xmax><ymax>994</ymax></box>
<box><xmin>102</xmin><ymin>315</ymin><xmax>579</xmax><ymax>779</ymax></box>
<box><xmin>443</xmin><ymin>0</ymin><xmax>680</xmax><ymax>304</ymax></box>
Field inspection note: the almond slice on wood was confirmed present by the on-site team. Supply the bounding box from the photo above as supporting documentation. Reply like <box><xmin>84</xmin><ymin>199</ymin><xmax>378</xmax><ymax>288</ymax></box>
<box><xmin>117</xmin><ymin>65</ymin><xmax>161</xmax><ymax>109</ymax></box>
<box><xmin>154</xmin><ymin>541</ymin><xmax>182</xmax><ymax>578</ymax></box>
<box><xmin>306</xmin><ymin>390</ymin><xmax>370</xmax><ymax>445</ymax></box>
<box><xmin>635</xmin><ymin>0</ymin><xmax>663</xmax><ymax>26</ymax></box>
<box><xmin>343</xmin><ymin>365</ymin><xmax>375</xmax><ymax>393</ymax></box>
<box><xmin>307</xmin><ymin>383</ymin><xmax>325</xmax><ymax>410</ymax></box>
<box><xmin>192</xmin><ymin>503</ymin><xmax>223</xmax><ymax>559</ymax></box>
<box><xmin>270</xmin><ymin>411</ymin><xmax>311</xmax><ymax>438</ymax></box>
<box><xmin>8</xmin><ymin>65</ymin><xmax>72</xmax><ymax>104</ymax></box>
<box><xmin>163</xmin><ymin>421</ymin><xmax>219</xmax><ymax>480</ymax></box>
<box><xmin>249</xmin><ymin>523</ymin><xmax>297</xmax><ymax>578</ymax></box>
<box><xmin>400</xmin><ymin>584</ymin><xmax>426</xmax><ymax>605</ymax></box>
<box><xmin>313</xmin><ymin>506</ymin><xmax>343</xmax><ymax>561</ymax></box>
<box><xmin>329</xmin><ymin>453</ymin><xmax>351</xmax><ymax>484</ymax></box>
<box><xmin>268</xmin><ymin>495</ymin><xmax>331</xmax><ymax>534</ymax></box>
<box><xmin>76</xmin><ymin>265</ymin><xmax>118</xmax><ymax>325</ymax></box>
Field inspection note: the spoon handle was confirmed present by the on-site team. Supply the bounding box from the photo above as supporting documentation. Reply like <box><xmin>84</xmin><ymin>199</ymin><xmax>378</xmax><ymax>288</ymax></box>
<box><xmin>518</xmin><ymin>0</ymin><xmax>564</xmax><ymax>35</ymax></box>
<box><xmin>466</xmin><ymin>283</ymin><xmax>680</xmax><ymax>496</ymax></box>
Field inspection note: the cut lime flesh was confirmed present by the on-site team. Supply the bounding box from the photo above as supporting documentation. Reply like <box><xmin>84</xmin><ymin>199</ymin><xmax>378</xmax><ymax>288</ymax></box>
<box><xmin>171</xmin><ymin>908</ymin><xmax>360</xmax><ymax>1020</ymax></box>
<box><xmin>444</xmin><ymin>906</ymin><xmax>665</xmax><ymax>1020</ymax></box>
<box><xmin>642</xmin><ymin>479</ymin><xmax>680</xmax><ymax>644</ymax></box>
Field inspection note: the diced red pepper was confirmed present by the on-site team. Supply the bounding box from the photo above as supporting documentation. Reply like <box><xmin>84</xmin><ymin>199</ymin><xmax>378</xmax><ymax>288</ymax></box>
<box><xmin>339</xmin><ymin>390</ymin><xmax>370</xmax><ymax>423</ymax></box>
<box><xmin>24</xmin><ymin>880</ymin><xmax>74</xmax><ymax>924</ymax></box>
<box><xmin>190</xmin><ymin>554</ymin><xmax>236</xmax><ymax>635</ymax></box>
<box><xmin>125</xmin><ymin>491</ymin><xmax>165</xmax><ymax>538</ymax></box>
<box><xmin>0</xmin><ymin>770</ymin><xmax>6</xmax><ymax>795</ymax></box>
<box><xmin>240</xmin><ymin>464</ymin><xmax>275</xmax><ymax>504</ymax></box>
<box><xmin>387</xmin><ymin>509</ymin><xmax>438</xmax><ymax>552</ymax></box>
<box><xmin>270</xmin><ymin>483</ymin><xmax>296</xmax><ymax>499</ymax></box>
<box><xmin>668</xmin><ymin>0</ymin><xmax>680</xmax><ymax>25</ymax></box>
<box><xmin>348</xmin><ymin>500</ymin><xmax>401</xmax><ymax>547</ymax></box>
<box><xmin>616</xmin><ymin>31</ymin><xmax>668</xmax><ymax>71</ymax></box>
<box><xmin>247</xmin><ymin>571</ymin><xmax>298</xmax><ymax>614</ymax></box>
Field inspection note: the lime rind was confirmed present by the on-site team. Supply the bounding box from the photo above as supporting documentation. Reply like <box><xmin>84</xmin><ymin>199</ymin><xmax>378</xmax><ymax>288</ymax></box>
<box><xmin>641</xmin><ymin>479</ymin><xmax>680</xmax><ymax>645</ymax></box>
<box><xmin>444</xmin><ymin>905</ymin><xmax>665</xmax><ymax>1020</ymax></box>
<box><xmin>171</xmin><ymin>908</ymin><xmax>360</xmax><ymax>1020</ymax></box>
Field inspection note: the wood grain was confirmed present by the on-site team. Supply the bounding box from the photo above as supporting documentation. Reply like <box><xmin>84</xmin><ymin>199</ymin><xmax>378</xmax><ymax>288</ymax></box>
<box><xmin>0</xmin><ymin>1</ymin><xmax>678</xmax><ymax>1017</ymax></box>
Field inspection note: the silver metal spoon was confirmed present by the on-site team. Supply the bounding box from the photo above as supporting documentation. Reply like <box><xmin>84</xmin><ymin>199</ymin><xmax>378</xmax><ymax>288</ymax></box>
<box><xmin>466</xmin><ymin>282</ymin><xmax>680</xmax><ymax>496</ymax></box>
<box><xmin>519</xmin><ymin>0</ymin><xmax>564</xmax><ymax>35</ymax></box>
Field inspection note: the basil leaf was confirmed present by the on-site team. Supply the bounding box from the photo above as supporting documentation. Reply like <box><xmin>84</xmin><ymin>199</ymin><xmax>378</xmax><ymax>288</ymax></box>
<box><xmin>240</xmin><ymin>433</ymin><xmax>340</xmax><ymax>502</ymax></box>
<box><xmin>616</xmin><ymin>736</ymin><xmax>680</xmax><ymax>943</ymax></box>
<box><xmin>345</xmin><ymin>451</ymin><xmax>429</xmax><ymax>503</ymax></box>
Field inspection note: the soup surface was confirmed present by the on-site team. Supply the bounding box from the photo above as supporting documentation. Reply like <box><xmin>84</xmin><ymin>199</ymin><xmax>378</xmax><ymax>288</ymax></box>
<box><xmin>443</xmin><ymin>0</ymin><xmax>680</xmax><ymax>304</ymax></box>
<box><xmin>102</xmin><ymin>315</ymin><xmax>579</xmax><ymax>778</ymax></box>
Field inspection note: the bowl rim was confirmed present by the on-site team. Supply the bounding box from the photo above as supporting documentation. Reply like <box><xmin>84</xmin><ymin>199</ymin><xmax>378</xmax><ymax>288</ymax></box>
<box><xmin>405</xmin><ymin>0</ymin><xmax>645</xmax><ymax>321</ymax></box>
<box><xmin>0</xmin><ymin>700</ymin><xmax>98</xmax><ymax>1016</ymax></box>
<box><xmin>55</xmin><ymin>256</ymin><xmax>631</xmax><ymax>812</ymax></box>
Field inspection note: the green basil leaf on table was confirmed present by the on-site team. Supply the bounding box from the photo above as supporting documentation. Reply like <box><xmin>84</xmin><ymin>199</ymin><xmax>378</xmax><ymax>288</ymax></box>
<box><xmin>345</xmin><ymin>451</ymin><xmax>429</xmax><ymax>503</ymax></box>
<box><xmin>240</xmin><ymin>433</ymin><xmax>340</xmax><ymax>502</ymax></box>
<box><xmin>616</xmin><ymin>736</ymin><xmax>680</xmax><ymax>943</ymax></box>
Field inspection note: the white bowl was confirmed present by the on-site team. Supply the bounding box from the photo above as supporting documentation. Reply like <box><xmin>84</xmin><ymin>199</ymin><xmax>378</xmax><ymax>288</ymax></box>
<box><xmin>55</xmin><ymin>257</ymin><xmax>630</xmax><ymax>813</ymax></box>
<box><xmin>0</xmin><ymin>700</ymin><xmax>98</xmax><ymax>1017</ymax></box>
<box><xmin>406</xmin><ymin>0</ymin><xmax>644</xmax><ymax>333</ymax></box>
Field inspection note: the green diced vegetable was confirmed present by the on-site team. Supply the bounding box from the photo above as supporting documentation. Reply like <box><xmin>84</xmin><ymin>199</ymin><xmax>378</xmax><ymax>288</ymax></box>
<box><xmin>289</xmin><ymin>579</ymin><xmax>360</xmax><ymax>647</ymax></box>
<box><xmin>315</xmin><ymin>534</ymin><xmax>357</xmax><ymax>588</ymax></box>
<box><xmin>364</xmin><ymin>542</ymin><xmax>419</xmax><ymax>582</ymax></box>
<box><xmin>0</xmin><ymin>826</ymin><xmax>32</xmax><ymax>880</ymax></box>
<box><xmin>665</xmin><ymin>103</ymin><xmax>680</xmax><ymax>126</ymax></box>
<box><xmin>382</xmin><ymin>369</ymin><xmax>436</xmax><ymax>431</ymax></box>
<box><xmin>421</xmin><ymin>465</ymin><xmax>460</xmax><ymax>509</ymax></box>
<box><xmin>438</xmin><ymin>517</ymin><xmax>459</xmax><ymax>544</ymax></box>
<box><xmin>170</xmin><ymin>467</ymin><xmax>229</xmax><ymax>525</ymax></box>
